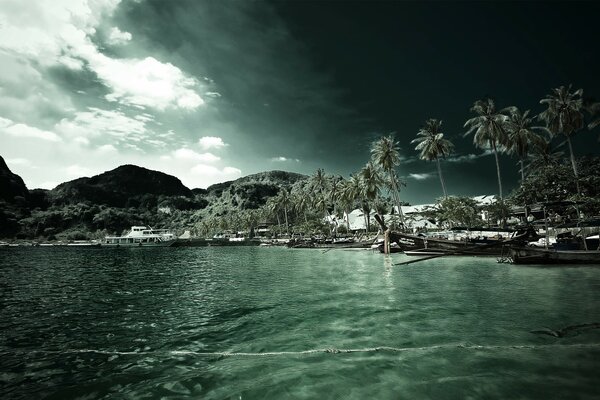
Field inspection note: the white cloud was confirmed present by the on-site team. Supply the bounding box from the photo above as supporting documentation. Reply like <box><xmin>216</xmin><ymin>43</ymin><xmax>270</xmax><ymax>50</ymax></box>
<box><xmin>191</xmin><ymin>164</ymin><xmax>241</xmax><ymax>178</ymax></box>
<box><xmin>6</xmin><ymin>158</ymin><xmax>32</xmax><ymax>166</ymax></box>
<box><xmin>173</xmin><ymin>148</ymin><xmax>220</xmax><ymax>163</ymax></box>
<box><xmin>38</xmin><ymin>181</ymin><xmax>60</xmax><ymax>190</ymax></box>
<box><xmin>99</xmin><ymin>56</ymin><xmax>204</xmax><ymax>110</ymax></box>
<box><xmin>0</xmin><ymin>117</ymin><xmax>12</xmax><ymax>128</ymax></box>
<box><xmin>271</xmin><ymin>156</ymin><xmax>300</xmax><ymax>162</ymax></box>
<box><xmin>2</xmin><ymin>121</ymin><xmax>61</xmax><ymax>142</ymax></box>
<box><xmin>198</xmin><ymin>136</ymin><xmax>227</xmax><ymax>150</ymax></box>
<box><xmin>446</xmin><ymin>150</ymin><xmax>493</xmax><ymax>163</ymax></box>
<box><xmin>56</xmin><ymin>108</ymin><xmax>147</xmax><ymax>140</ymax></box>
<box><xmin>0</xmin><ymin>1</ymin><xmax>204</xmax><ymax>111</ymax></box>
<box><xmin>65</xmin><ymin>164</ymin><xmax>92</xmax><ymax>177</ymax></box>
<box><xmin>409</xmin><ymin>173</ymin><xmax>432</xmax><ymax>181</ymax></box>
<box><xmin>107</xmin><ymin>26</ymin><xmax>132</xmax><ymax>45</ymax></box>
<box><xmin>98</xmin><ymin>144</ymin><xmax>117</xmax><ymax>154</ymax></box>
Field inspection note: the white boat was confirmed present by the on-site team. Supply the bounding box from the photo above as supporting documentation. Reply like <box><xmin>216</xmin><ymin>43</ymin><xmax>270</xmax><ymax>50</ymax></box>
<box><xmin>104</xmin><ymin>226</ymin><xmax>176</xmax><ymax>247</ymax></box>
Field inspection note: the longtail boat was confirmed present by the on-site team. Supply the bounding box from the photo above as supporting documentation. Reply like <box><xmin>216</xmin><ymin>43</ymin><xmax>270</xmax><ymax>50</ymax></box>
<box><xmin>509</xmin><ymin>246</ymin><xmax>600</xmax><ymax>265</ymax></box>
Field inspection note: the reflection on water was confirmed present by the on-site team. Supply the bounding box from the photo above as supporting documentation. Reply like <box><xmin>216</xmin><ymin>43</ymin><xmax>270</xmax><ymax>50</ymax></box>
<box><xmin>1</xmin><ymin>247</ymin><xmax>600</xmax><ymax>399</ymax></box>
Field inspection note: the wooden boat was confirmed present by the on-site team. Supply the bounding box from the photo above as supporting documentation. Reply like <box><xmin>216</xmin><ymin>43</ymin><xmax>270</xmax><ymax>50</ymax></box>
<box><xmin>509</xmin><ymin>246</ymin><xmax>600</xmax><ymax>265</ymax></box>
<box><xmin>290</xmin><ymin>239</ymin><xmax>374</xmax><ymax>249</ymax></box>
<box><xmin>373</xmin><ymin>214</ymin><xmax>540</xmax><ymax>256</ymax></box>
<box><xmin>385</xmin><ymin>232</ymin><xmax>508</xmax><ymax>255</ymax></box>
<box><xmin>404</xmin><ymin>249</ymin><xmax>449</xmax><ymax>256</ymax></box>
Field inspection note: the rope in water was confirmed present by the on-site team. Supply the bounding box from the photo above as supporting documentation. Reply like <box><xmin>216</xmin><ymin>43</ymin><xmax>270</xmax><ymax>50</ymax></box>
<box><xmin>5</xmin><ymin>343</ymin><xmax>600</xmax><ymax>358</ymax></box>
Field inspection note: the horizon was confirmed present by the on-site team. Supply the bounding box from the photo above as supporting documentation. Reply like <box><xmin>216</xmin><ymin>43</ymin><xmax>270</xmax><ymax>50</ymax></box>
<box><xmin>4</xmin><ymin>157</ymin><xmax>500</xmax><ymax>206</ymax></box>
<box><xmin>1</xmin><ymin>1</ymin><xmax>599</xmax><ymax>204</ymax></box>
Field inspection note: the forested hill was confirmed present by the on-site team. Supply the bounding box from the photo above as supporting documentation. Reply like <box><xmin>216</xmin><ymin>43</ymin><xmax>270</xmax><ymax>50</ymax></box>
<box><xmin>0</xmin><ymin>160</ymin><xmax>307</xmax><ymax>239</ymax></box>
<box><xmin>51</xmin><ymin>164</ymin><xmax>194</xmax><ymax>207</ymax></box>
<box><xmin>0</xmin><ymin>156</ymin><xmax>29</xmax><ymax>203</ymax></box>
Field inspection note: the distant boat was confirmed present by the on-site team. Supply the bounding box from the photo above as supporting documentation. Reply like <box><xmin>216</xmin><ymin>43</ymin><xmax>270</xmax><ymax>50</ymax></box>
<box><xmin>104</xmin><ymin>226</ymin><xmax>176</xmax><ymax>247</ymax></box>
<box><xmin>206</xmin><ymin>234</ymin><xmax>261</xmax><ymax>246</ymax></box>
<box><xmin>509</xmin><ymin>246</ymin><xmax>600</xmax><ymax>265</ymax></box>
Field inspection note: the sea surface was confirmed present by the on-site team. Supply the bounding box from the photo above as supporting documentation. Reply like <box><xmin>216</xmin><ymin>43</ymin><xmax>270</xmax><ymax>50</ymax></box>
<box><xmin>1</xmin><ymin>247</ymin><xmax>600</xmax><ymax>399</ymax></box>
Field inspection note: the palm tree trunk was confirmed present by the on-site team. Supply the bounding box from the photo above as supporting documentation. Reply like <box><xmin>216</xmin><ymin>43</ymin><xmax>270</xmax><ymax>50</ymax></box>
<box><xmin>389</xmin><ymin>170</ymin><xmax>406</xmax><ymax>227</ymax></box>
<box><xmin>492</xmin><ymin>141</ymin><xmax>503</xmax><ymax>200</ymax></box>
<box><xmin>520</xmin><ymin>158</ymin><xmax>528</xmax><ymax>221</ymax></box>
<box><xmin>276</xmin><ymin>213</ymin><xmax>281</xmax><ymax>236</ymax></box>
<box><xmin>519</xmin><ymin>158</ymin><xmax>525</xmax><ymax>184</ymax></box>
<box><xmin>345</xmin><ymin>208</ymin><xmax>351</xmax><ymax>231</ymax></box>
<box><xmin>436</xmin><ymin>157</ymin><xmax>448</xmax><ymax>198</ymax></box>
<box><xmin>566</xmin><ymin>136</ymin><xmax>581</xmax><ymax>195</ymax></box>
<box><xmin>284</xmin><ymin>206</ymin><xmax>289</xmax><ymax>235</ymax></box>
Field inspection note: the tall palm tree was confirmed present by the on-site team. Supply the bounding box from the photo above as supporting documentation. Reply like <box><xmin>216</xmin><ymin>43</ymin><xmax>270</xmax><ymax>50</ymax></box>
<box><xmin>503</xmin><ymin>107</ymin><xmax>546</xmax><ymax>184</ymax></box>
<box><xmin>277</xmin><ymin>188</ymin><xmax>292</xmax><ymax>235</ymax></box>
<box><xmin>538</xmin><ymin>85</ymin><xmax>585</xmax><ymax>194</ymax></box>
<box><xmin>370</xmin><ymin>135</ymin><xmax>406</xmax><ymax>226</ymax></box>
<box><xmin>328</xmin><ymin>175</ymin><xmax>345</xmax><ymax>234</ymax></box>
<box><xmin>310</xmin><ymin>168</ymin><xmax>331</xmax><ymax>217</ymax></box>
<box><xmin>411</xmin><ymin>119</ymin><xmax>454</xmax><ymax>198</ymax></box>
<box><xmin>464</xmin><ymin>98</ymin><xmax>508</xmax><ymax>200</ymax></box>
<box><xmin>360</xmin><ymin>162</ymin><xmax>383</xmax><ymax>232</ymax></box>
<box><xmin>265</xmin><ymin>197</ymin><xmax>281</xmax><ymax>234</ymax></box>
<box><xmin>292</xmin><ymin>188</ymin><xmax>310</xmax><ymax>223</ymax></box>
<box><xmin>339</xmin><ymin>175</ymin><xmax>360</xmax><ymax>231</ymax></box>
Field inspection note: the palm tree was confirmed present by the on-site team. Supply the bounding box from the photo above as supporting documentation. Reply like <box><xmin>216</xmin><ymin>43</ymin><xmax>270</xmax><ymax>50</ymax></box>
<box><xmin>464</xmin><ymin>98</ymin><xmax>508</xmax><ymax>200</ymax></box>
<box><xmin>360</xmin><ymin>162</ymin><xmax>383</xmax><ymax>232</ymax></box>
<box><xmin>524</xmin><ymin>136</ymin><xmax>564</xmax><ymax>175</ymax></box>
<box><xmin>310</xmin><ymin>168</ymin><xmax>331</xmax><ymax>217</ymax></box>
<box><xmin>338</xmin><ymin>176</ymin><xmax>359</xmax><ymax>231</ymax></box>
<box><xmin>265</xmin><ymin>197</ymin><xmax>281</xmax><ymax>234</ymax></box>
<box><xmin>411</xmin><ymin>119</ymin><xmax>454</xmax><ymax>198</ymax></box>
<box><xmin>291</xmin><ymin>187</ymin><xmax>310</xmax><ymax>223</ymax></box>
<box><xmin>328</xmin><ymin>175</ymin><xmax>345</xmax><ymax>235</ymax></box>
<box><xmin>503</xmin><ymin>107</ymin><xmax>546</xmax><ymax>184</ymax></box>
<box><xmin>538</xmin><ymin>85</ymin><xmax>585</xmax><ymax>194</ymax></box>
<box><xmin>277</xmin><ymin>188</ymin><xmax>292</xmax><ymax>235</ymax></box>
<box><xmin>370</xmin><ymin>135</ymin><xmax>406</xmax><ymax>226</ymax></box>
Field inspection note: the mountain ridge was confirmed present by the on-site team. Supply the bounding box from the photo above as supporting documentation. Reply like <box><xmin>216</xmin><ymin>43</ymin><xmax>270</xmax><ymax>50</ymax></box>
<box><xmin>0</xmin><ymin>158</ymin><xmax>308</xmax><ymax>238</ymax></box>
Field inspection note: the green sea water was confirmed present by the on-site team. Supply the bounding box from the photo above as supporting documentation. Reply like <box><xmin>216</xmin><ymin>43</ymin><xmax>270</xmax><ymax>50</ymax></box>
<box><xmin>1</xmin><ymin>247</ymin><xmax>600</xmax><ymax>399</ymax></box>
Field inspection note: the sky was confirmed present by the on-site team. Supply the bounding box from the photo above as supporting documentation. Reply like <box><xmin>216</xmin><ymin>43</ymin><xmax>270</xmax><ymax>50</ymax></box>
<box><xmin>0</xmin><ymin>0</ymin><xmax>599</xmax><ymax>204</ymax></box>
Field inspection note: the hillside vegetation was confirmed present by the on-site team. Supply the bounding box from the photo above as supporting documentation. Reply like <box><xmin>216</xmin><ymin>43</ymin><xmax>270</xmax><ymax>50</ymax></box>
<box><xmin>0</xmin><ymin>156</ymin><xmax>306</xmax><ymax>240</ymax></box>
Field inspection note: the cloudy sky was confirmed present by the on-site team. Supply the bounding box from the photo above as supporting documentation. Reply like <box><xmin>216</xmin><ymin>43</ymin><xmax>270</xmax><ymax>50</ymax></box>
<box><xmin>1</xmin><ymin>0</ymin><xmax>599</xmax><ymax>203</ymax></box>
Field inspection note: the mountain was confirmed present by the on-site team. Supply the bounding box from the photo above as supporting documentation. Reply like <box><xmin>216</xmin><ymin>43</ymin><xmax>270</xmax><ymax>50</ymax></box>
<box><xmin>0</xmin><ymin>160</ymin><xmax>307</xmax><ymax>239</ymax></box>
<box><xmin>50</xmin><ymin>164</ymin><xmax>193</xmax><ymax>207</ymax></box>
<box><xmin>199</xmin><ymin>170</ymin><xmax>307</xmax><ymax>214</ymax></box>
<box><xmin>0</xmin><ymin>156</ymin><xmax>29</xmax><ymax>203</ymax></box>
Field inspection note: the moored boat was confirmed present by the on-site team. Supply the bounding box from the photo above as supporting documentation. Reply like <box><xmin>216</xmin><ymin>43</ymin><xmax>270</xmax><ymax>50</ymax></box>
<box><xmin>384</xmin><ymin>232</ymin><xmax>509</xmax><ymax>255</ymax></box>
<box><xmin>104</xmin><ymin>226</ymin><xmax>176</xmax><ymax>247</ymax></box>
<box><xmin>509</xmin><ymin>246</ymin><xmax>600</xmax><ymax>265</ymax></box>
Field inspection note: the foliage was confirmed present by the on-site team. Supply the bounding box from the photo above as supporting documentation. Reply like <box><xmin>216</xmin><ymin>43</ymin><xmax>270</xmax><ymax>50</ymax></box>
<box><xmin>412</xmin><ymin>119</ymin><xmax>454</xmax><ymax>161</ymax></box>
<box><xmin>509</xmin><ymin>156</ymin><xmax>600</xmax><ymax>216</ymax></box>
<box><xmin>435</xmin><ymin>196</ymin><xmax>480</xmax><ymax>228</ymax></box>
<box><xmin>464</xmin><ymin>98</ymin><xmax>509</xmax><ymax>199</ymax></box>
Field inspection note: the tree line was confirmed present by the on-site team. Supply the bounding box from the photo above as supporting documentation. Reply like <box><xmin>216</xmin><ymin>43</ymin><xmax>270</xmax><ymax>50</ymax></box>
<box><xmin>197</xmin><ymin>84</ymin><xmax>599</xmax><ymax>237</ymax></box>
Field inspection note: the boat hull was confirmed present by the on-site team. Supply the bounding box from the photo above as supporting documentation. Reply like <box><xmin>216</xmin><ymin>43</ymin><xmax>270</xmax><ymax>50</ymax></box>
<box><xmin>102</xmin><ymin>240</ymin><xmax>176</xmax><ymax>247</ymax></box>
<box><xmin>510</xmin><ymin>246</ymin><xmax>600</xmax><ymax>265</ymax></box>
<box><xmin>389</xmin><ymin>233</ymin><xmax>504</xmax><ymax>255</ymax></box>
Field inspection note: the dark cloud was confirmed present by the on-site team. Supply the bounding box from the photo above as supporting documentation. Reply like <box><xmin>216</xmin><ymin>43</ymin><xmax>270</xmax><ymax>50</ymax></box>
<box><xmin>1</xmin><ymin>1</ymin><xmax>599</xmax><ymax>201</ymax></box>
